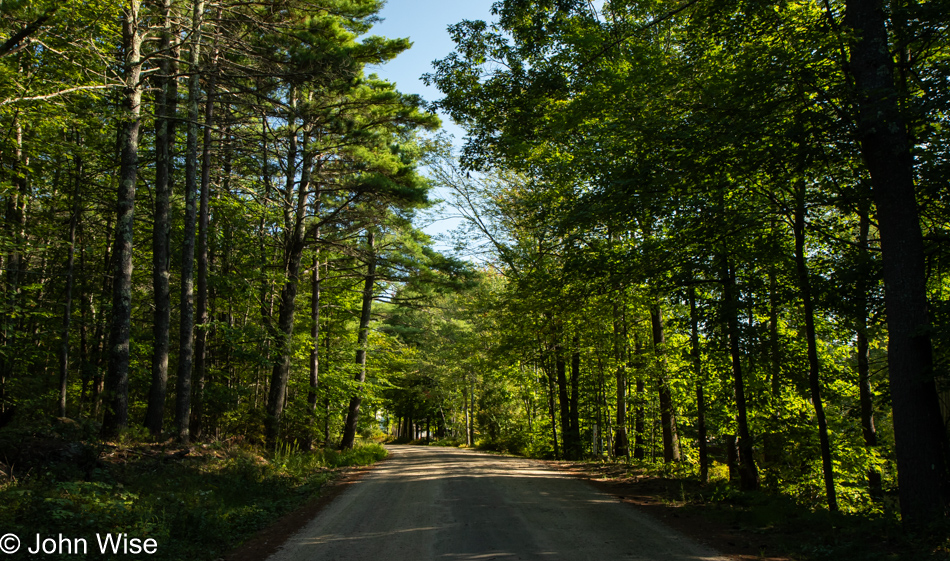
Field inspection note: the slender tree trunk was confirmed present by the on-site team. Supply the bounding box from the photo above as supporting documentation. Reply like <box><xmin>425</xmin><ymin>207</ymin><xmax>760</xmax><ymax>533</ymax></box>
<box><xmin>306</xmin><ymin>250</ymin><xmax>321</xmax><ymax>449</ymax></box>
<box><xmin>175</xmin><ymin>0</ymin><xmax>205</xmax><ymax>443</ymax></box>
<box><xmin>440</xmin><ymin>406</ymin><xmax>448</xmax><ymax>438</ymax></box>
<box><xmin>145</xmin><ymin>0</ymin><xmax>180</xmax><ymax>438</ymax></box>
<box><xmin>78</xmin><ymin>241</ymin><xmax>90</xmax><ymax>417</ymax></box>
<box><xmin>463</xmin><ymin>384</ymin><xmax>471</xmax><ymax>445</ymax></box>
<box><xmin>470</xmin><ymin>377</ymin><xmax>476</xmax><ymax>445</ymax></box>
<box><xmin>723</xmin><ymin>260</ymin><xmax>758</xmax><ymax>490</ymax></box>
<box><xmin>845</xmin><ymin>0</ymin><xmax>950</xmax><ymax>526</ymax></box>
<box><xmin>191</xmin><ymin>51</ymin><xmax>218</xmax><ymax>441</ymax></box>
<box><xmin>633</xmin><ymin>332</ymin><xmax>645</xmax><ymax>460</ymax></box>
<box><xmin>324</xmin><ymin>318</ymin><xmax>332</xmax><ymax>445</ymax></box>
<box><xmin>92</xmin><ymin>213</ymin><xmax>113</xmax><ymax>419</ymax></box>
<box><xmin>555</xmin><ymin>336</ymin><xmax>574</xmax><ymax>459</ymax></box>
<box><xmin>726</xmin><ymin>434</ymin><xmax>740</xmax><ymax>482</ymax></box>
<box><xmin>265</xmin><ymin>96</ymin><xmax>314</xmax><ymax>447</ymax></box>
<box><xmin>546</xmin><ymin>360</ymin><xmax>559</xmax><ymax>459</ymax></box>
<box><xmin>59</xmin><ymin>153</ymin><xmax>81</xmax><ymax>418</ymax></box>
<box><xmin>856</xmin><ymin>206</ymin><xmax>883</xmax><ymax>499</ymax></box>
<box><xmin>690</xmin><ymin>287</ymin><xmax>708</xmax><ymax>483</ymax></box>
<box><xmin>0</xmin><ymin>114</ymin><xmax>30</xmax><ymax>412</ymax></box>
<box><xmin>613</xmin><ymin>302</ymin><xmax>629</xmax><ymax>457</ymax></box>
<box><xmin>340</xmin><ymin>230</ymin><xmax>376</xmax><ymax>449</ymax></box>
<box><xmin>101</xmin><ymin>1</ymin><xmax>143</xmax><ymax>439</ymax></box>
<box><xmin>568</xmin><ymin>335</ymin><xmax>582</xmax><ymax>459</ymax></box>
<box><xmin>651</xmin><ymin>302</ymin><xmax>680</xmax><ymax>462</ymax></box>
<box><xmin>794</xmin><ymin>183</ymin><xmax>838</xmax><ymax>511</ymax></box>
<box><xmin>763</xmin><ymin>262</ymin><xmax>782</xmax><ymax>478</ymax></box>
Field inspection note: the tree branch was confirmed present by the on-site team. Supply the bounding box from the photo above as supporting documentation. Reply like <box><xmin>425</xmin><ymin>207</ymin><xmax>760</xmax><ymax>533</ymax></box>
<box><xmin>0</xmin><ymin>84</ymin><xmax>115</xmax><ymax>106</ymax></box>
<box><xmin>0</xmin><ymin>7</ymin><xmax>59</xmax><ymax>58</ymax></box>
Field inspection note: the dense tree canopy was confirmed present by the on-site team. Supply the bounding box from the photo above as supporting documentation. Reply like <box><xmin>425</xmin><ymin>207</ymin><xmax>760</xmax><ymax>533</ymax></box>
<box><xmin>413</xmin><ymin>0</ymin><xmax>950</xmax><ymax>528</ymax></box>
<box><xmin>0</xmin><ymin>0</ymin><xmax>451</xmax><ymax>451</ymax></box>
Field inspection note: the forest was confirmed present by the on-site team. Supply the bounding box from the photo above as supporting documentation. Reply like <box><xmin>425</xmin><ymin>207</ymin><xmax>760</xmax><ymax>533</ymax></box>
<box><xmin>1</xmin><ymin>0</ymin><xmax>949</xmax><ymax>548</ymax></box>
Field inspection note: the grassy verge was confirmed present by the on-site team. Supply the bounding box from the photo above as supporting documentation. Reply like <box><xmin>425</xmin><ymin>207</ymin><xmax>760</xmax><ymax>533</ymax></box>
<box><xmin>0</xmin><ymin>423</ymin><xmax>386</xmax><ymax>561</ymax></box>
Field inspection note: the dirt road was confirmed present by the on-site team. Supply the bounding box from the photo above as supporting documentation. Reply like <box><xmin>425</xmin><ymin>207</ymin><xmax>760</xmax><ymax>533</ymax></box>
<box><xmin>267</xmin><ymin>445</ymin><xmax>730</xmax><ymax>561</ymax></box>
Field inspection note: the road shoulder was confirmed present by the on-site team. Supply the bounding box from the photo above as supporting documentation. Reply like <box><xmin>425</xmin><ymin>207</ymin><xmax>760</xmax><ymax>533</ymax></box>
<box><xmin>542</xmin><ymin>460</ymin><xmax>795</xmax><ymax>561</ymax></box>
<box><xmin>224</xmin><ymin>460</ymin><xmax>385</xmax><ymax>561</ymax></box>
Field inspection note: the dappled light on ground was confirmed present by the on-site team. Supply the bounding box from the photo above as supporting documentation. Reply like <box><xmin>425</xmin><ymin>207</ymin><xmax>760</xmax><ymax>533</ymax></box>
<box><xmin>268</xmin><ymin>446</ymin><xmax>730</xmax><ymax>561</ymax></box>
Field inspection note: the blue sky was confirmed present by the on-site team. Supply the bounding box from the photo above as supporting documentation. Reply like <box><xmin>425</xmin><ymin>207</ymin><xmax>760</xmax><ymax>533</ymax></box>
<box><xmin>368</xmin><ymin>0</ymin><xmax>498</xmax><ymax>141</ymax></box>
<box><xmin>367</xmin><ymin>0</ymin><xmax>499</xmax><ymax>247</ymax></box>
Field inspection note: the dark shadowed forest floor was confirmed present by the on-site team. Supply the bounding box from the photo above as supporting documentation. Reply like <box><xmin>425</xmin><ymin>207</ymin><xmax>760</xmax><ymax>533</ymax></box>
<box><xmin>544</xmin><ymin>460</ymin><xmax>946</xmax><ymax>561</ymax></box>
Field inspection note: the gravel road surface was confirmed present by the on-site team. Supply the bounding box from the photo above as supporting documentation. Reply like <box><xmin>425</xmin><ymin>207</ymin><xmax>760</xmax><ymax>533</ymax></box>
<box><xmin>267</xmin><ymin>445</ymin><xmax>730</xmax><ymax>561</ymax></box>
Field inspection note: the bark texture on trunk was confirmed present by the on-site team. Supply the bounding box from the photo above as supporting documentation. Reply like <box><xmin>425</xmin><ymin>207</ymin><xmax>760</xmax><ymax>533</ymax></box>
<box><xmin>145</xmin><ymin>0</ymin><xmax>179</xmax><ymax>438</ymax></box>
<box><xmin>192</xmin><ymin>51</ymin><xmax>218</xmax><ymax>441</ymax></box>
<box><xmin>340</xmin><ymin>230</ymin><xmax>377</xmax><ymax>449</ymax></box>
<box><xmin>845</xmin><ymin>0</ymin><xmax>950</xmax><ymax>526</ymax></box>
<box><xmin>101</xmin><ymin>1</ymin><xmax>143</xmax><ymax>439</ymax></box>
<box><xmin>175</xmin><ymin>0</ymin><xmax>205</xmax><ymax>443</ymax></box>
<box><xmin>264</xmin><ymin>95</ymin><xmax>314</xmax><ymax>447</ymax></box>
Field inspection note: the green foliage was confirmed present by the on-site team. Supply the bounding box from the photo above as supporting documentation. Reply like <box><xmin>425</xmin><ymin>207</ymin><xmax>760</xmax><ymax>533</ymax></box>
<box><xmin>0</xmin><ymin>438</ymin><xmax>386</xmax><ymax>560</ymax></box>
<box><xmin>400</xmin><ymin>0</ymin><xmax>950</xmax><ymax>529</ymax></box>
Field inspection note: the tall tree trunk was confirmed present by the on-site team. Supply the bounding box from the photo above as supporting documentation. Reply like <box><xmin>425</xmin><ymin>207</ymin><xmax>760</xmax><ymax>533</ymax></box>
<box><xmin>463</xmin><ymin>384</ymin><xmax>471</xmax><ymax>446</ymax></box>
<box><xmin>469</xmin><ymin>377</ymin><xmax>476</xmax><ymax>445</ymax></box>
<box><xmin>555</xmin><ymin>335</ymin><xmax>574</xmax><ymax>459</ymax></box>
<box><xmin>844</xmin><ymin>0</ymin><xmax>949</xmax><ymax>525</ymax></box>
<box><xmin>613</xmin><ymin>302</ymin><xmax>629</xmax><ymax>457</ymax></box>
<box><xmin>59</xmin><ymin>152</ymin><xmax>81</xmax><ymax>418</ymax></box>
<box><xmin>145</xmin><ymin>0</ymin><xmax>179</xmax><ymax>437</ymax></box>
<box><xmin>723</xmin><ymin>259</ymin><xmax>758</xmax><ymax>490</ymax></box>
<box><xmin>340</xmin><ymin>230</ymin><xmax>376</xmax><ymax>449</ymax></box>
<box><xmin>794</xmin><ymin>183</ymin><xmax>838</xmax><ymax>511</ymax></box>
<box><xmin>175</xmin><ymin>0</ymin><xmax>205</xmax><ymax>443</ymax></box>
<box><xmin>92</xmin><ymin>212</ymin><xmax>113</xmax><ymax>420</ymax></box>
<box><xmin>568</xmin><ymin>335</ymin><xmax>582</xmax><ymax>459</ymax></box>
<box><xmin>324</xmin><ymin>317</ymin><xmax>332</xmax><ymax>445</ymax></box>
<box><xmin>101</xmin><ymin>1</ymin><xmax>143</xmax><ymax>439</ymax></box>
<box><xmin>546</xmin><ymin>359</ymin><xmax>559</xmax><ymax>459</ymax></box>
<box><xmin>306</xmin><ymin>249</ymin><xmax>321</xmax><ymax>449</ymax></box>
<box><xmin>763</xmin><ymin>261</ymin><xmax>782</xmax><ymax>478</ymax></box>
<box><xmin>633</xmin><ymin>332</ymin><xmax>645</xmax><ymax>460</ymax></box>
<box><xmin>265</xmin><ymin>96</ymin><xmax>313</xmax><ymax>447</ymax></box>
<box><xmin>0</xmin><ymin>115</ymin><xmax>30</xmax><ymax>412</ymax></box>
<box><xmin>690</xmin><ymin>287</ymin><xmax>708</xmax><ymax>483</ymax></box>
<box><xmin>651</xmin><ymin>302</ymin><xmax>680</xmax><ymax>462</ymax></box>
<box><xmin>856</xmin><ymin>206</ymin><xmax>883</xmax><ymax>499</ymax></box>
<box><xmin>191</xmin><ymin>49</ymin><xmax>218</xmax><ymax>441</ymax></box>
<box><xmin>78</xmin><ymin>240</ymin><xmax>91</xmax><ymax>416</ymax></box>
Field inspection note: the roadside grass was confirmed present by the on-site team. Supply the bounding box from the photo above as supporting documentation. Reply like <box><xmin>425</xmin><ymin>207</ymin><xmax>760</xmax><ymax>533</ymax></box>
<box><xmin>562</xmin><ymin>457</ymin><xmax>949</xmax><ymax>561</ymax></box>
<box><xmin>0</xmin><ymin>422</ymin><xmax>386</xmax><ymax>561</ymax></box>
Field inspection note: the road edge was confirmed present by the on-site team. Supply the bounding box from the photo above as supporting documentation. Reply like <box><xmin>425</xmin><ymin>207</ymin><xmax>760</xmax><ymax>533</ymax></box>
<box><xmin>540</xmin><ymin>459</ymin><xmax>794</xmax><ymax>561</ymax></box>
<box><xmin>224</xmin><ymin>456</ymin><xmax>389</xmax><ymax>561</ymax></box>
